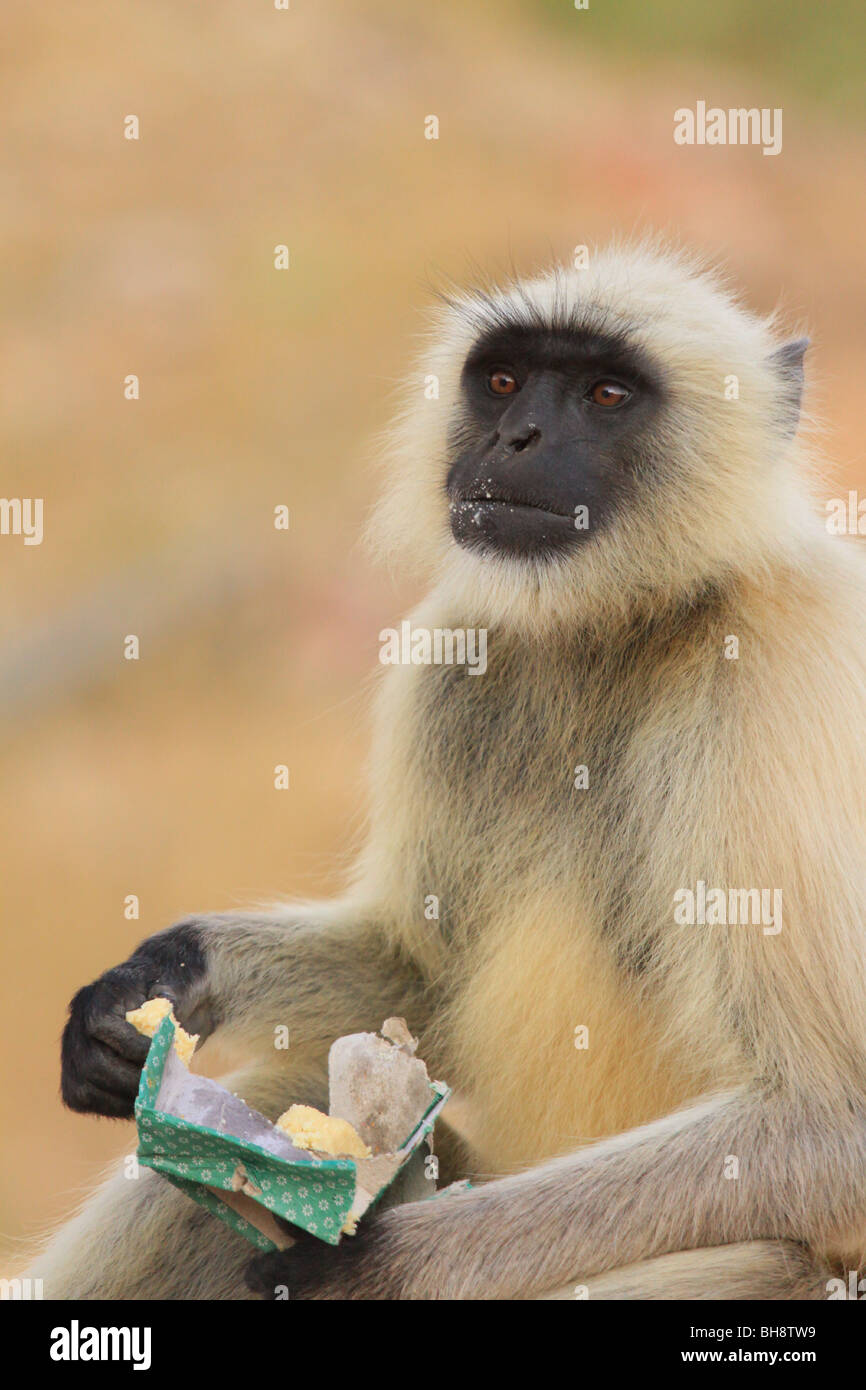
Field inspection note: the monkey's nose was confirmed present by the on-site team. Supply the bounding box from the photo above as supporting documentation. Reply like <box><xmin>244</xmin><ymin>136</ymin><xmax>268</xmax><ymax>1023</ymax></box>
<box><xmin>506</xmin><ymin>425</ymin><xmax>541</xmax><ymax>453</ymax></box>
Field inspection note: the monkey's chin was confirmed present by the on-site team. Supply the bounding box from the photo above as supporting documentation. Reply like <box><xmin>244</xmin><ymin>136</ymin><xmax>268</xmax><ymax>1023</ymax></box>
<box><xmin>449</xmin><ymin>499</ymin><xmax>581</xmax><ymax>560</ymax></box>
<box><xmin>431</xmin><ymin>527</ymin><xmax>614</xmax><ymax>643</ymax></box>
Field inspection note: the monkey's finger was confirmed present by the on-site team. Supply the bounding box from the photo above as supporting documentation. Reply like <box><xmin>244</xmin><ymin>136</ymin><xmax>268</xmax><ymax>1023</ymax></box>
<box><xmin>60</xmin><ymin>1079</ymin><xmax>138</xmax><ymax>1120</ymax></box>
<box><xmin>81</xmin><ymin>1037</ymin><xmax>147</xmax><ymax>1093</ymax></box>
<box><xmin>73</xmin><ymin>976</ymin><xmax>164</xmax><ymax>1063</ymax></box>
<box><xmin>245</xmin><ymin>1224</ymin><xmax>334</xmax><ymax>1299</ymax></box>
<box><xmin>86</xmin><ymin>1011</ymin><xmax>153</xmax><ymax>1065</ymax></box>
<box><xmin>60</xmin><ymin>1037</ymin><xmax>143</xmax><ymax>1117</ymax></box>
<box><xmin>245</xmin><ymin>1251</ymin><xmax>283</xmax><ymax>1298</ymax></box>
<box><xmin>246</xmin><ymin>1219</ymin><xmax>381</xmax><ymax>1300</ymax></box>
<box><xmin>245</xmin><ymin>1247</ymin><xmax>336</xmax><ymax>1300</ymax></box>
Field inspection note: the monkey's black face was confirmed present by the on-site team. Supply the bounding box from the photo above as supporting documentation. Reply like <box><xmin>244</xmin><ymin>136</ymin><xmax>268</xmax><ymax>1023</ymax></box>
<box><xmin>447</xmin><ymin>324</ymin><xmax>664</xmax><ymax>560</ymax></box>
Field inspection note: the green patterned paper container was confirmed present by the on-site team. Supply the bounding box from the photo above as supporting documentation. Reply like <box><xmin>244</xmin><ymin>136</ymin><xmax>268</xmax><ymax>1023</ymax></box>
<box><xmin>134</xmin><ymin>1015</ymin><xmax>450</xmax><ymax>1251</ymax></box>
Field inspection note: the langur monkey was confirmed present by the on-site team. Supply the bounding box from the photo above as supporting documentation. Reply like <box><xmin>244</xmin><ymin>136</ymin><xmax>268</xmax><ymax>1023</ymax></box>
<box><xmin>29</xmin><ymin>242</ymin><xmax>866</xmax><ymax>1300</ymax></box>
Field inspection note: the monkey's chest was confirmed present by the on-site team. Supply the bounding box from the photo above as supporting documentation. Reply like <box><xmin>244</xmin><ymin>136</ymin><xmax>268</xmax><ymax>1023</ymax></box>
<box><xmin>402</xmin><ymin>662</ymin><xmax>720</xmax><ymax>1167</ymax></box>
<box><xmin>407</xmin><ymin>658</ymin><xmax>630</xmax><ymax>918</ymax></box>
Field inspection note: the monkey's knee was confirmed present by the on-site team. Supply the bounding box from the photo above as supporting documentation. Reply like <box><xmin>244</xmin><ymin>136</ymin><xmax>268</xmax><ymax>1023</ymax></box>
<box><xmin>24</xmin><ymin>1164</ymin><xmax>253</xmax><ymax>1300</ymax></box>
<box><xmin>542</xmin><ymin>1241</ymin><xmax>831</xmax><ymax>1301</ymax></box>
<box><xmin>27</xmin><ymin>1061</ymin><xmax>324</xmax><ymax>1300</ymax></box>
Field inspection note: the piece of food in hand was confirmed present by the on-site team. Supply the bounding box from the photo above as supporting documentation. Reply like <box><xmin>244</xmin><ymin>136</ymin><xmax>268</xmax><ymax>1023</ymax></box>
<box><xmin>125</xmin><ymin>996</ymin><xmax>199</xmax><ymax>1066</ymax></box>
<box><xmin>275</xmin><ymin>1104</ymin><xmax>371</xmax><ymax>1159</ymax></box>
<box><xmin>328</xmin><ymin>1021</ymin><xmax>432</xmax><ymax>1154</ymax></box>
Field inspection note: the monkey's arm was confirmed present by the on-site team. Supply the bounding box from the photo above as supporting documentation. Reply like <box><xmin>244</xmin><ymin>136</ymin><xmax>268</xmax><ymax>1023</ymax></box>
<box><xmin>247</xmin><ymin>1081</ymin><xmax>866</xmax><ymax>1299</ymax></box>
<box><xmin>61</xmin><ymin>907</ymin><xmax>427</xmax><ymax>1118</ymax></box>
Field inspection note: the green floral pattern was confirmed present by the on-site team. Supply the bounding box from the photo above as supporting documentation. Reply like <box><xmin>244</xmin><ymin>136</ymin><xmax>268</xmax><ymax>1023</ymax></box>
<box><xmin>134</xmin><ymin>1015</ymin><xmax>448</xmax><ymax>1250</ymax></box>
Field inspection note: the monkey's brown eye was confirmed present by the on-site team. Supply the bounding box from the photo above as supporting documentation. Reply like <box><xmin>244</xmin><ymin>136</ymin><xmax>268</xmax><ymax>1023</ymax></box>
<box><xmin>589</xmin><ymin>380</ymin><xmax>630</xmax><ymax>408</ymax></box>
<box><xmin>487</xmin><ymin>368</ymin><xmax>519</xmax><ymax>397</ymax></box>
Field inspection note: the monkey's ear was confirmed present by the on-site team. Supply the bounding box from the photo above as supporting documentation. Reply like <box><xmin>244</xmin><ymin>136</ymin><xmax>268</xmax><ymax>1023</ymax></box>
<box><xmin>768</xmin><ymin>337</ymin><xmax>809</xmax><ymax>438</ymax></box>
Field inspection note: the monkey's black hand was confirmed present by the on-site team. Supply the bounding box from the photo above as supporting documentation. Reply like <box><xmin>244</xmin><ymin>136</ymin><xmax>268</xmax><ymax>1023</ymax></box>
<box><xmin>246</xmin><ymin>1221</ymin><xmax>386</xmax><ymax>1301</ymax></box>
<box><xmin>61</xmin><ymin>919</ymin><xmax>214</xmax><ymax>1118</ymax></box>
<box><xmin>245</xmin><ymin>1207</ymin><xmax>433</xmax><ymax>1301</ymax></box>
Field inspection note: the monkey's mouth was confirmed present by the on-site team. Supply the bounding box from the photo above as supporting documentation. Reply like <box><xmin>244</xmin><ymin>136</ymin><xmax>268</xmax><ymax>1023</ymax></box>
<box><xmin>458</xmin><ymin>496</ymin><xmax>574</xmax><ymax>520</ymax></box>
<box><xmin>449</xmin><ymin>496</ymin><xmax>581</xmax><ymax>557</ymax></box>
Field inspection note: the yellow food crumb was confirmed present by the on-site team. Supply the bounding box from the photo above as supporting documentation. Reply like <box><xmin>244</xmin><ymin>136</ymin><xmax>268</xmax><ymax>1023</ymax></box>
<box><xmin>275</xmin><ymin>1104</ymin><xmax>371</xmax><ymax>1159</ymax></box>
<box><xmin>126</xmin><ymin>996</ymin><xmax>199</xmax><ymax>1066</ymax></box>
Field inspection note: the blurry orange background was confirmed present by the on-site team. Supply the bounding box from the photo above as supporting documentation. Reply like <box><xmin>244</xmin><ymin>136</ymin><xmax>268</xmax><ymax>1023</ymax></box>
<box><xmin>2</xmin><ymin>0</ymin><xmax>865</xmax><ymax>1267</ymax></box>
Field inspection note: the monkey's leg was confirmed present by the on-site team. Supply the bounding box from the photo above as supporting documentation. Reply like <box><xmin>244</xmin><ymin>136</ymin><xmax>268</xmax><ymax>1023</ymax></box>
<box><xmin>541</xmin><ymin>1241</ymin><xmax>833</xmax><ymax>1301</ymax></box>
<box><xmin>252</xmin><ymin>1083</ymin><xmax>866</xmax><ymax>1299</ymax></box>
<box><xmin>25</xmin><ymin>1058</ymin><xmax>324</xmax><ymax>1301</ymax></box>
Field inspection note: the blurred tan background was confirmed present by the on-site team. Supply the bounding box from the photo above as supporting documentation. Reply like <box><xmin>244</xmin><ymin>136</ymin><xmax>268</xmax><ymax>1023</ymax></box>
<box><xmin>2</xmin><ymin>0</ymin><xmax>865</xmax><ymax>1268</ymax></box>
